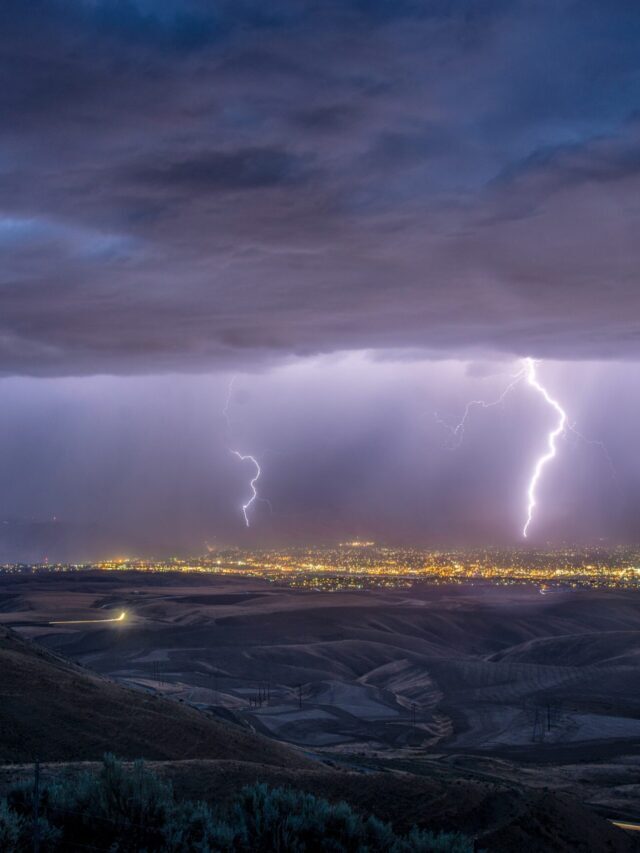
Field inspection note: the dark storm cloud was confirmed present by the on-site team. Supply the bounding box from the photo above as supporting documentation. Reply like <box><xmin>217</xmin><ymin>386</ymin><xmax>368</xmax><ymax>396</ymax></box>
<box><xmin>134</xmin><ymin>147</ymin><xmax>314</xmax><ymax>191</ymax></box>
<box><xmin>2</xmin><ymin>0</ymin><xmax>640</xmax><ymax>375</ymax></box>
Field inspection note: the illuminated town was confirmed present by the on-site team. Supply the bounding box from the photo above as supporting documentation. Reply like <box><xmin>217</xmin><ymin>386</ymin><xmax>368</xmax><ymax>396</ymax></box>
<box><xmin>4</xmin><ymin>544</ymin><xmax>640</xmax><ymax>592</ymax></box>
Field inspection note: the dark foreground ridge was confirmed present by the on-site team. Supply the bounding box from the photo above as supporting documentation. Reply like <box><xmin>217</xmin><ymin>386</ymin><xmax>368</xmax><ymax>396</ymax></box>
<box><xmin>0</xmin><ymin>623</ymin><xmax>637</xmax><ymax>851</ymax></box>
<box><xmin>0</xmin><ymin>623</ymin><xmax>302</xmax><ymax>766</ymax></box>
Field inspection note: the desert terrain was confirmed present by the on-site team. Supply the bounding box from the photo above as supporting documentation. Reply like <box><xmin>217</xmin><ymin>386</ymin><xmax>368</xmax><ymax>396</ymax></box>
<box><xmin>5</xmin><ymin>572</ymin><xmax>640</xmax><ymax>758</ymax></box>
<box><xmin>2</xmin><ymin>569</ymin><xmax>640</xmax><ymax>848</ymax></box>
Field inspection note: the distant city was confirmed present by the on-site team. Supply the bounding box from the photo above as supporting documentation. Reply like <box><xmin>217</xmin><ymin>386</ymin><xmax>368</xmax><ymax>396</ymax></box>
<box><xmin>3</xmin><ymin>544</ymin><xmax>640</xmax><ymax>592</ymax></box>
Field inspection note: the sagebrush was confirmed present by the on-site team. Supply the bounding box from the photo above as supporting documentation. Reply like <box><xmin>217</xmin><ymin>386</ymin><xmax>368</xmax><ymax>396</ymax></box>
<box><xmin>0</xmin><ymin>754</ymin><xmax>472</xmax><ymax>852</ymax></box>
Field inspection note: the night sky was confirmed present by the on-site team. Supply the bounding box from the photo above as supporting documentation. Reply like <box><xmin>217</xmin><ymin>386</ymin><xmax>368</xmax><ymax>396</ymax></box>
<box><xmin>2</xmin><ymin>2</ymin><xmax>640</xmax><ymax>559</ymax></box>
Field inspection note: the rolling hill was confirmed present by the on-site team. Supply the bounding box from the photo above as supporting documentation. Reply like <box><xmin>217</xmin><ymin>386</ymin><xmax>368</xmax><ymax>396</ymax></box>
<box><xmin>0</xmin><ymin>623</ymin><xmax>306</xmax><ymax>766</ymax></box>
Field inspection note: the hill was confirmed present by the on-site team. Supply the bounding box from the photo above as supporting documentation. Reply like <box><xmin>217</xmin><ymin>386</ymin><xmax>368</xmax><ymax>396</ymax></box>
<box><xmin>0</xmin><ymin>623</ymin><xmax>306</xmax><ymax>766</ymax></box>
<box><xmin>2</xmin><ymin>581</ymin><xmax>639</xmax><ymax>851</ymax></box>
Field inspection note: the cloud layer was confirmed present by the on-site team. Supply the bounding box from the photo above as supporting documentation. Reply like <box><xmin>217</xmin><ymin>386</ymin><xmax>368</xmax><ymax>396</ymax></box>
<box><xmin>2</xmin><ymin>1</ymin><xmax>640</xmax><ymax>375</ymax></box>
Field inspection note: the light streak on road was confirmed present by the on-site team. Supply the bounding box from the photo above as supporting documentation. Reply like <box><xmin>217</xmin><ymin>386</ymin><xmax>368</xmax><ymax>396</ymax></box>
<box><xmin>49</xmin><ymin>611</ymin><xmax>127</xmax><ymax>625</ymax></box>
<box><xmin>611</xmin><ymin>821</ymin><xmax>640</xmax><ymax>833</ymax></box>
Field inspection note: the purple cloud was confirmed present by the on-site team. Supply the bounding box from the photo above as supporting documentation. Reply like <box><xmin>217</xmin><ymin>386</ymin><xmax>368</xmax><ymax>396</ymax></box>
<box><xmin>1</xmin><ymin>1</ymin><xmax>640</xmax><ymax>375</ymax></box>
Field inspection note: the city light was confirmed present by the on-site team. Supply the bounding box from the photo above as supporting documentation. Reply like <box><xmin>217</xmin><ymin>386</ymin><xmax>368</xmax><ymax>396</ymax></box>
<box><xmin>4</xmin><ymin>547</ymin><xmax>639</xmax><ymax>595</ymax></box>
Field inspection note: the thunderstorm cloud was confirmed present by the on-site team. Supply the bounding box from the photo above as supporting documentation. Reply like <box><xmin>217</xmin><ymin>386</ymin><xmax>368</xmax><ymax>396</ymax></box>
<box><xmin>2</xmin><ymin>0</ymin><xmax>640</xmax><ymax>376</ymax></box>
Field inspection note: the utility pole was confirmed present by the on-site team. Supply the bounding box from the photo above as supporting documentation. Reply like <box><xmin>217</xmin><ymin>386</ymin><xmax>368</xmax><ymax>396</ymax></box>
<box><xmin>532</xmin><ymin>708</ymin><xmax>539</xmax><ymax>742</ymax></box>
<box><xmin>32</xmin><ymin>759</ymin><xmax>40</xmax><ymax>853</ymax></box>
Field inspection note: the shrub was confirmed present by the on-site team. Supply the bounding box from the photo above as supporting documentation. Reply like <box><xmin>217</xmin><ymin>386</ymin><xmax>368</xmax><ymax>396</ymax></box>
<box><xmin>163</xmin><ymin>798</ymin><xmax>236</xmax><ymax>851</ymax></box>
<box><xmin>2</xmin><ymin>757</ymin><xmax>473</xmax><ymax>852</ymax></box>
<box><xmin>229</xmin><ymin>783</ymin><xmax>472</xmax><ymax>852</ymax></box>
<box><xmin>0</xmin><ymin>798</ymin><xmax>25</xmax><ymax>852</ymax></box>
<box><xmin>0</xmin><ymin>797</ymin><xmax>59</xmax><ymax>852</ymax></box>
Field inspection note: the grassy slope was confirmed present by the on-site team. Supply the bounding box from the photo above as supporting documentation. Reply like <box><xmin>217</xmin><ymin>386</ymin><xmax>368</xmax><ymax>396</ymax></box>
<box><xmin>0</xmin><ymin>624</ymin><xmax>307</xmax><ymax>766</ymax></box>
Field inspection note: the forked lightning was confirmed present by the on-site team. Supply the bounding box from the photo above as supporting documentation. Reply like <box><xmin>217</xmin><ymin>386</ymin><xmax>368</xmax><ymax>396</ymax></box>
<box><xmin>230</xmin><ymin>450</ymin><xmax>262</xmax><ymax>527</ymax></box>
<box><xmin>522</xmin><ymin>358</ymin><xmax>567</xmax><ymax>538</ymax></box>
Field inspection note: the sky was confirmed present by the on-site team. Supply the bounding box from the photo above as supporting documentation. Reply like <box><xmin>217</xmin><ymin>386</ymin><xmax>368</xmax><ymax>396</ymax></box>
<box><xmin>1</xmin><ymin>1</ymin><xmax>640</xmax><ymax>558</ymax></box>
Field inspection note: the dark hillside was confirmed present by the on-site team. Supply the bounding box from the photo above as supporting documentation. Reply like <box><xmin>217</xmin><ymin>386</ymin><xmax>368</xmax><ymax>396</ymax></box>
<box><xmin>0</xmin><ymin>624</ymin><xmax>307</xmax><ymax>766</ymax></box>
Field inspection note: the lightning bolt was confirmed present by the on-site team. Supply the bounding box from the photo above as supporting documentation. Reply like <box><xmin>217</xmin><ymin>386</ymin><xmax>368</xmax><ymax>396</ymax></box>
<box><xmin>222</xmin><ymin>375</ymin><xmax>237</xmax><ymax>434</ymax></box>
<box><xmin>223</xmin><ymin>377</ymin><xmax>270</xmax><ymax>527</ymax></box>
<box><xmin>438</xmin><ymin>358</ymin><xmax>612</xmax><ymax>538</ymax></box>
<box><xmin>522</xmin><ymin>357</ymin><xmax>567</xmax><ymax>538</ymax></box>
<box><xmin>435</xmin><ymin>365</ymin><xmax>527</xmax><ymax>448</ymax></box>
<box><xmin>231</xmin><ymin>451</ymin><xmax>261</xmax><ymax>527</ymax></box>
<box><xmin>566</xmin><ymin>423</ymin><xmax>617</xmax><ymax>480</ymax></box>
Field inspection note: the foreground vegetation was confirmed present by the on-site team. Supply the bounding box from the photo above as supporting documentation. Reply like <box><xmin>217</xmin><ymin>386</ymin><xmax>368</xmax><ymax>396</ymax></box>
<box><xmin>0</xmin><ymin>755</ymin><xmax>472</xmax><ymax>852</ymax></box>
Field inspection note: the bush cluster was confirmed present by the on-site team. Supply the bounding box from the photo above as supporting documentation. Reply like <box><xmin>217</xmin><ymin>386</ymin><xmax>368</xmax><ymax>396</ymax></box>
<box><xmin>0</xmin><ymin>754</ymin><xmax>472</xmax><ymax>852</ymax></box>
